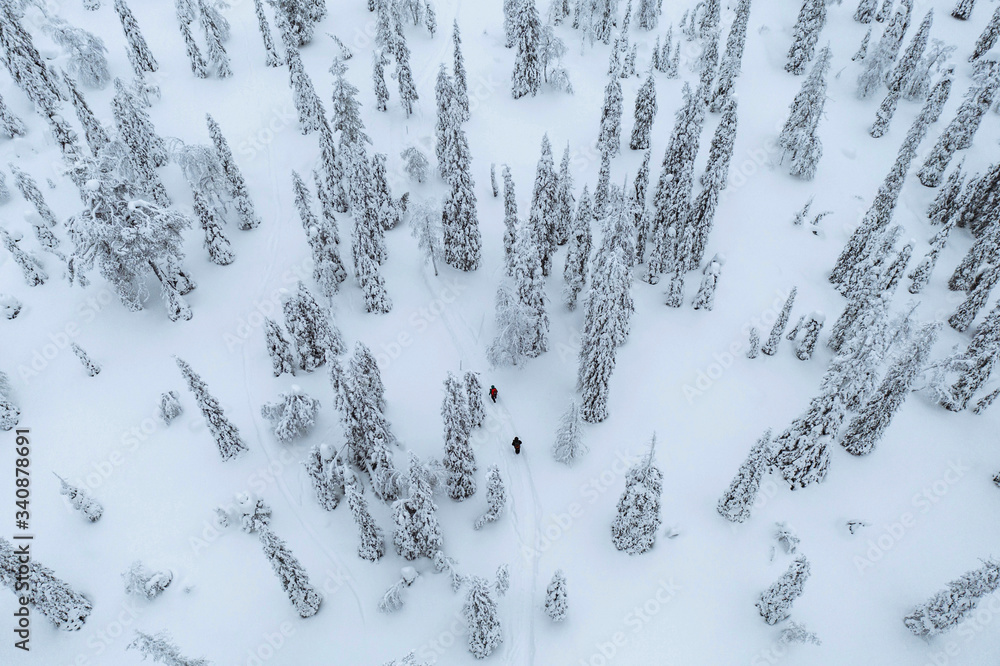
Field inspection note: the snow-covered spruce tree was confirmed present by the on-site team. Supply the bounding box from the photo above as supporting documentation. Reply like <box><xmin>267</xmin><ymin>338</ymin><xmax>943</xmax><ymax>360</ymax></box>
<box><xmin>597</xmin><ymin>74</ymin><xmax>624</xmax><ymax>158</ymax></box>
<box><xmin>0</xmin><ymin>93</ymin><xmax>24</xmax><ymax>139</ymax></box>
<box><xmin>908</xmin><ymin>224</ymin><xmax>952</xmax><ymax>294</ymax></box>
<box><xmin>70</xmin><ymin>343</ymin><xmax>101</xmax><ymax>377</ymax></box>
<box><xmin>943</xmin><ymin>305</ymin><xmax>1000</xmax><ymax>412</ymax></box>
<box><xmin>0</xmin><ymin>170</ymin><xmax>9</xmax><ymax>204</ymax></box>
<box><xmin>717</xmin><ymin>429</ymin><xmax>772</xmax><ymax>523</ymax></box>
<box><xmin>771</xmin><ymin>389</ymin><xmax>841</xmax><ymax>489</ymax></box>
<box><xmin>577</xmin><ymin>259</ymin><xmax>624</xmax><ymax>423</ymax></box>
<box><xmin>544</xmin><ymin>569</ymin><xmax>569</xmax><ymax>621</ymax></box>
<box><xmin>918</xmin><ymin>67</ymin><xmax>1000</xmax><ymax>186</ymax></box>
<box><xmin>870</xmin><ymin>10</ymin><xmax>933</xmax><ymax>139</ymax></box>
<box><xmin>512</xmin><ymin>218</ymin><xmax>550</xmax><ymax>356</ymax></box>
<box><xmin>970</xmin><ymin>5</ymin><xmax>1000</xmax><ymax>62</ymax></box>
<box><xmin>629</xmin><ymin>70</ymin><xmax>657</xmax><ymax>151</ymax></box>
<box><xmin>530</xmin><ymin>134</ymin><xmax>559</xmax><ymax>275</ymax></box>
<box><xmin>554</xmin><ymin>144</ymin><xmax>575</xmax><ymax>246</ymax></box>
<box><xmin>949</xmin><ymin>214</ymin><xmax>1000</xmax><ymax>292</ymax></box>
<box><xmin>512</xmin><ymin>0</ymin><xmax>542</xmax><ymax>99</ymax></box>
<box><xmin>401</xmin><ymin>146</ymin><xmax>429</xmax><ymax>184</ymax></box>
<box><xmin>122</xmin><ymin>561</ymin><xmax>172</xmax><ymax>600</ymax></box>
<box><xmin>127</xmin><ymin>631</ymin><xmax>207</xmax><ymax>666</ymax></box>
<box><xmin>293</xmin><ymin>171</ymin><xmax>346</xmax><ymax>298</ymax></box>
<box><xmin>175</xmin><ymin>0</ymin><xmax>208</xmax><ymax>78</ymax></box>
<box><xmin>261</xmin><ymin>385</ymin><xmax>320</xmax><ymax>443</ymax></box>
<box><xmin>486</xmin><ymin>281</ymin><xmax>534</xmax><ymax>367</ymax></box>
<box><xmin>857</xmin><ymin>2</ymin><xmax>909</xmax><ymax>99</ymax></box>
<box><xmin>841</xmin><ymin>323</ymin><xmax>938</xmax><ymax>456</ymax></box>
<box><xmin>701</xmin><ymin>97</ymin><xmax>738</xmax><ymax>192</ymax></box>
<box><xmin>395</xmin><ymin>25</ymin><xmax>419</xmax><ymax>117</ymax></box>
<box><xmin>112</xmin><ymin>77</ymin><xmax>168</xmax><ymax>190</ymax></box>
<box><xmin>207</xmin><ymin>114</ymin><xmax>260</xmax><ymax>230</ymax></box>
<box><xmin>474</xmin><ymin>465</ymin><xmax>507</xmax><ymax>529</ymax></box>
<box><xmin>63</xmin><ymin>73</ymin><xmax>108</xmax><ymax>155</ymax></box>
<box><xmin>464</xmin><ymin>371</ymin><xmax>486</xmax><ymax>427</ymax></box>
<box><xmin>258</xmin><ymin>526</ymin><xmax>322</xmax><ymax>618</ymax></box>
<box><xmin>904</xmin><ymin>558</ymin><xmax>1000</xmax><ymax>636</ymax></box>
<box><xmin>0</xmin><ymin>536</ymin><xmax>92</xmax><ymax>630</ymax></box>
<box><xmin>56</xmin><ymin>475</ymin><xmax>103</xmax><ymax>522</ymax></box>
<box><xmin>253</xmin><ymin>0</ymin><xmax>282</xmax><ymax>66</ymax></box>
<box><xmin>0</xmin><ymin>3</ymin><xmax>62</xmax><ymax>111</ymax></box>
<box><xmin>501</xmin><ymin>165</ymin><xmax>518</xmax><ymax>275</ymax></box>
<box><xmin>159</xmin><ymin>390</ymin><xmax>182</xmax><ymax>424</ymax></box>
<box><xmin>176</xmin><ymin>357</ymin><xmax>247</xmax><ymax>460</ymax></box>
<box><xmin>646</xmin><ymin>82</ymin><xmax>705</xmax><ymax>281</ymax></box>
<box><xmin>452</xmin><ymin>21</ymin><xmax>469</xmax><ymax>121</ymax></box>
<box><xmin>193</xmin><ymin>189</ymin><xmax>234</xmax><ymax>266</ymax></box>
<box><xmin>282</xmin><ymin>34</ymin><xmax>325</xmax><ymax>135</ymax></box>
<box><xmin>442</xmin><ymin>372</ymin><xmax>477</xmax><ymax>501</ymax></box>
<box><xmin>373</xmin><ymin>49</ymin><xmax>389</xmax><ymax>112</ymax></box>
<box><xmin>786</xmin><ymin>0</ymin><xmax>827</xmax><ymax>75</ymax></box>
<box><xmin>709</xmin><ymin>0</ymin><xmax>751</xmax><ymax>113</ymax></box>
<box><xmin>9</xmin><ymin>165</ymin><xmax>58</xmax><ymax>229</ymax></box>
<box><xmin>0</xmin><ymin>372</ymin><xmax>18</xmax><ymax>431</ymax></box>
<box><xmin>762</xmin><ymin>288</ymin><xmax>797</xmax><ymax>356</ymax></box>
<box><xmin>199</xmin><ymin>0</ymin><xmax>232</xmax><ymax>77</ymax></box>
<box><xmin>553</xmin><ymin>400</ymin><xmax>587</xmax><ymax>465</ymax></box>
<box><xmin>346</xmin><ymin>476</ymin><xmax>385</xmax><ymax>561</ymax></box>
<box><xmin>270</xmin><ymin>0</ymin><xmax>326</xmax><ymax>46</ymax></box>
<box><xmin>950</xmin><ymin>263</ymin><xmax>1000</xmax><ymax>333</ymax></box>
<box><xmin>0</xmin><ymin>228</ymin><xmax>47</xmax><ymax>287</ymax></box>
<box><xmin>692</xmin><ymin>258</ymin><xmax>722</xmax><ymax>310</ymax></box>
<box><xmin>283</xmin><ymin>281</ymin><xmax>342</xmax><ymax>371</ymax></box>
<box><xmin>757</xmin><ymin>555</ymin><xmax>811</xmax><ymax>624</ymax></box>
<box><xmin>393</xmin><ymin>453</ymin><xmax>444</xmax><ymax>560</ymax></box>
<box><xmin>264</xmin><ymin>317</ymin><xmax>296</xmax><ymax>377</ymax></box>
<box><xmin>637</xmin><ymin>0</ymin><xmax>659</xmax><ymax>30</ymax></box>
<box><xmin>611</xmin><ymin>436</ymin><xmax>663</xmax><ymax>555</ymax></box>
<box><xmin>114</xmin><ymin>0</ymin><xmax>157</xmax><ymax>73</ymax></box>
<box><xmin>747</xmin><ymin>327</ymin><xmax>760</xmax><ymax>358</ymax></box>
<box><xmin>975</xmin><ymin>389</ymin><xmax>1000</xmax><ymax>415</ymax></box>
<box><xmin>853</xmin><ymin>29</ymin><xmax>872</xmax><ymax>61</ymax></box>
<box><xmin>440</xmin><ymin>116</ymin><xmax>481</xmax><ymax>271</ymax></box>
<box><xmin>951</xmin><ymin>0</ymin><xmax>977</xmax><ymax>21</ymax></box>
<box><xmin>795</xmin><ymin>312</ymin><xmax>825</xmax><ymax>361</ymax></box>
<box><xmin>435</xmin><ymin>65</ymin><xmax>455</xmax><ymax>179</ymax></box>
<box><xmin>303</xmin><ymin>444</ymin><xmax>344</xmax><ymax>511</ymax></box>
<box><xmin>855</xmin><ymin>0</ymin><xmax>877</xmax><ymax>23</ymax></box>
<box><xmin>928</xmin><ymin>160</ymin><xmax>966</xmax><ymax>225</ymax></box>
<box><xmin>778</xmin><ymin>46</ymin><xmax>831</xmax><ymax>180</ymax></box>
<box><xmin>464</xmin><ymin>575</ymin><xmax>503</xmax><ymax>659</ymax></box>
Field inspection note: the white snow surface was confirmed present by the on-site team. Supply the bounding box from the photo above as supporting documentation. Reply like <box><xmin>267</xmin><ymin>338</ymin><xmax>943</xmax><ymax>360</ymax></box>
<box><xmin>1</xmin><ymin>0</ymin><xmax>1000</xmax><ymax>665</ymax></box>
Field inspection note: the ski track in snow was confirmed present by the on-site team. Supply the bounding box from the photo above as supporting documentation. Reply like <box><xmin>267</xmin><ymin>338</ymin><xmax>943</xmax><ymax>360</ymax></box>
<box><xmin>421</xmin><ymin>270</ymin><xmax>541</xmax><ymax>664</ymax></box>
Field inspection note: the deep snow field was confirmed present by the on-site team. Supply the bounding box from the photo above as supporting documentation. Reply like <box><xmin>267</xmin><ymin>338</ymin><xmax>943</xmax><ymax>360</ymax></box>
<box><xmin>2</xmin><ymin>0</ymin><xmax>1000</xmax><ymax>664</ymax></box>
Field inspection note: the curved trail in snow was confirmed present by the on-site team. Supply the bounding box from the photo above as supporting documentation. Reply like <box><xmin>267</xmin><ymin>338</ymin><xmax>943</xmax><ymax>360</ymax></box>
<box><xmin>420</xmin><ymin>271</ymin><xmax>542</xmax><ymax>664</ymax></box>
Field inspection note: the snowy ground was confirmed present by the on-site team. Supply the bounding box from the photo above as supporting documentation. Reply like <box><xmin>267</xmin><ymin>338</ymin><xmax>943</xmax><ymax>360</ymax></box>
<box><xmin>2</xmin><ymin>0</ymin><xmax>1000</xmax><ymax>664</ymax></box>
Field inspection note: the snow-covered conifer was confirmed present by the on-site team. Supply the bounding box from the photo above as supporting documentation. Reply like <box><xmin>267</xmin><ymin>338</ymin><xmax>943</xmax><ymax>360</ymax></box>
<box><xmin>199</xmin><ymin>0</ymin><xmax>232</xmax><ymax>77</ymax></box>
<box><xmin>159</xmin><ymin>390</ymin><xmax>182</xmax><ymax>424</ymax></box>
<box><xmin>530</xmin><ymin>135</ymin><xmax>559</xmax><ymax>274</ymax></box>
<box><xmin>870</xmin><ymin>10</ymin><xmax>933</xmax><ymax>138</ymax></box>
<box><xmin>464</xmin><ymin>371</ymin><xmax>486</xmax><ymax>427</ymax></box>
<box><xmin>127</xmin><ymin>631</ymin><xmax>207</xmax><ymax>666</ymax></box>
<box><xmin>393</xmin><ymin>454</ymin><xmax>443</xmax><ymax>560</ymax></box>
<box><xmin>0</xmin><ymin>228</ymin><xmax>46</xmax><ymax>287</ymax></box>
<box><xmin>553</xmin><ymin>400</ymin><xmax>587</xmax><ymax>464</ymax></box>
<box><xmin>474</xmin><ymin>465</ymin><xmax>507</xmax><ymax>529</ymax></box>
<box><xmin>928</xmin><ymin>160</ymin><xmax>966</xmax><ymax>225</ymax></box>
<box><xmin>271</xmin><ymin>0</ymin><xmax>326</xmax><ymax>46</ymax></box>
<box><xmin>0</xmin><ymin>93</ymin><xmax>24</xmax><ymax>138</ymax></box>
<box><xmin>778</xmin><ymin>46</ymin><xmax>831</xmax><ymax>179</ymax></box>
<box><xmin>692</xmin><ymin>258</ymin><xmax>722</xmax><ymax>310</ymax></box>
<box><xmin>258</xmin><ymin>526</ymin><xmax>322</xmax><ymax>618</ymax></box>
<box><xmin>254</xmin><ymin>0</ymin><xmax>282</xmax><ymax>66</ymax></box>
<box><xmin>710</xmin><ymin>0</ymin><xmax>751</xmax><ymax>112</ymax></box>
<box><xmin>487</xmin><ymin>282</ymin><xmax>534</xmax><ymax>367</ymax></box>
<box><xmin>611</xmin><ymin>436</ymin><xmax>663</xmax><ymax>554</ymax></box>
<box><xmin>855</xmin><ymin>0</ymin><xmax>877</xmax><ymax>23</ymax></box>
<box><xmin>629</xmin><ymin>70</ymin><xmax>657</xmax><ymax>150</ymax></box>
<box><xmin>464</xmin><ymin>576</ymin><xmax>503</xmax><ymax>658</ymax></box>
<box><xmin>771</xmin><ymin>391</ymin><xmax>839</xmax><ymax>489</ymax></box>
<box><xmin>554</xmin><ymin>145</ymin><xmax>575</xmax><ymax>245</ymax></box>
<box><xmin>512</xmin><ymin>218</ymin><xmax>549</xmax><ymax>356</ymax></box>
<box><xmin>372</xmin><ymin>50</ymin><xmax>389</xmax><ymax>112</ymax></box>
<box><xmin>206</xmin><ymin>114</ymin><xmax>259</xmax><ymax>230</ymax></box>
<box><xmin>0</xmin><ymin>536</ymin><xmax>92</xmax><ymax>630</ymax></box>
<box><xmin>442</xmin><ymin>372</ymin><xmax>477</xmax><ymax>501</ymax></box>
<box><xmin>951</xmin><ymin>0</ymin><xmax>977</xmax><ymax>21</ymax></box>
<box><xmin>748</xmin><ymin>327</ymin><xmax>760</xmax><ymax>358</ymax></box>
<box><xmin>452</xmin><ymin>21</ymin><xmax>469</xmax><ymax>120</ymax></box>
<box><xmin>346</xmin><ymin>476</ymin><xmax>385</xmax><ymax>561</ymax></box>
<box><xmin>283</xmin><ymin>41</ymin><xmax>325</xmax><ymax>134</ymax></box>
<box><xmin>786</xmin><ymin>0</ymin><xmax>827</xmax><ymax>75</ymax></box>
<box><xmin>512</xmin><ymin>0</ymin><xmax>542</xmax><ymax>99</ymax></box>
<box><xmin>114</xmin><ymin>0</ymin><xmax>158</xmax><ymax>73</ymax></box>
<box><xmin>261</xmin><ymin>385</ymin><xmax>320</xmax><ymax>442</ymax></box>
<box><xmin>9</xmin><ymin>166</ymin><xmax>57</xmax><ymax>229</ymax></box>
<box><xmin>70</xmin><ymin>343</ymin><xmax>100</xmax><ymax>376</ymax></box>
<box><xmin>193</xmin><ymin>189</ymin><xmax>234</xmax><ymax>266</ymax></box>
<box><xmin>401</xmin><ymin>146</ymin><xmax>429</xmax><ymax>184</ymax></box>
<box><xmin>122</xmin><ymin>561</ymin><xmax>172</xmax><ymax>599</ymax></box>
<box><xmin>395</xmin><ymin>26</ymin><xmax>419</xmax><ymax>116</ymax></box>
<box><xmin>597</xmin><ymin>75</ymin><xmax>624</xmax><ymax>157</ymax></box>
<box><xmin>0</xmin><ymin>372</ymin><xmax>18</xmax><ymax>431</ymax></box>
<box><xmin>970</xmin><ymin>5</ymin><xmax>1000</xmax><ymax>61</ymax></box>
<box><xmin>757</xmin><ymin>555</ymin><xmax>811</xmax><ymax>624</ymax></box>
<box><xmin>949</xmin><ymin>264</ymin><xmax>1000</xmax><ymax>333</ymax></box>
<box><xmin>763</xmin><ymin>288</ymin><xmax>797</xmax><ymax>355</ymax></box>
<box><xmin>795</xmin><ymin>313</ymin><xmax>825</xmax><ymax>360</ymax></box>
<box><xmin>904</xmin><ymin>559</ymin><xmax>1000</xmax><ymax>636</ymax></box>
<box><xmin>717</xmin><ymin>429</ymin><xmax>771</xmax><ymax>523</ymax></box>
<box><xmin>303</xmin><ymin>444</ymin><xmax>344</xmax><ymax>511</ymax></box>
<box><xmin>57</xmin><ymin>475</ymin><xmax>103</xmax><ymax>522</ymax></box>
<box><xmin>502</xmin><ymin>166</ymin><xmax>518</xmax><ymax>275</ymax></box>
<box><xmin>176</xmin><ymin>356</ymin><xmax>247</xmax><ymax>460</ymax></box>
<box><xmin>857</xmin><ymin>3</ymin><xmax>908</xmax><ymax>98</ymax></box>
<box><xmin>283</xmin><ymin>282</ymin><xmax>343</xmax><ymax>371</ymax></box>
<box><xmin>545</xmin><ymin>570</ymin><xmax>568</xmax><ymax>621</ymax></box>
<box><xmin>176</xmin><ymin>0</ymin><xmax>209</xmax><ymax>78</ymax></box>
<box><xmin>853</xmin><ymin>29</ymin><xmax>872</xmax><ymax>62</ymax></box>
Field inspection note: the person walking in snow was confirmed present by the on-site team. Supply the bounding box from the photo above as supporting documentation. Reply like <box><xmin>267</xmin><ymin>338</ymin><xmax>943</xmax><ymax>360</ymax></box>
<box><xmin>511</xmin><ymin>436</ymin><xmax>521</xmax><ymax>454</ymax></box>
<box><xmin>490</xmin><ymin>385</ymin><xmax>498</xmax><ymax>403</ymax></box>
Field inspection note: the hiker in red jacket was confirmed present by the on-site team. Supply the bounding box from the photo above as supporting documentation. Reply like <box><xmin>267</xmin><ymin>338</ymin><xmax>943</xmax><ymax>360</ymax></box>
<box><xmin>511</xmin><ymin>437</ymin><xmax>521</xmax><ymax>455</ymax></box>
<box><xmin>489</xmin><ymin>385</ymin><xmax>498</xmax><ymax>403</ymax></box>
